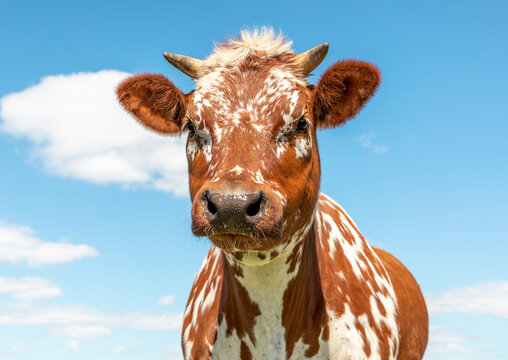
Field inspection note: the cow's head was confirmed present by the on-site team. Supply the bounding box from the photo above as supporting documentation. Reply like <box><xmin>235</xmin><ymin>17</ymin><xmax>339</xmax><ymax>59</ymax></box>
<box><xmin>117</xmin><ymin>29</ymin><xmax>379</xmax><ymax>263</ymax></box>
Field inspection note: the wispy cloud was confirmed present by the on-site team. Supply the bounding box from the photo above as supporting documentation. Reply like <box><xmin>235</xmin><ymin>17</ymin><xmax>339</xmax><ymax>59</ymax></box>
<box><xmin>0</xmin><ymin>301</ymin><xmax>182</xmax><ymax>351</ymax></box>
<box><xmin>157</xmin><ymin>295</ymin><xmax>176</xmax><ymax>306</ymax></box>
<box><xmin>107</xmin><ymin>345</ymin><xmax>132</xmax><ymax>355</ymax></box>
<box><xmin>426</xmin><ymin>325</ymin><xmax>485</xmax><ymax>358</ymax></box>
<box><xmin>357</xmin><ymin>133</ymin><xmax>388</xmax><ymax>154</ymax></box>
<box><xmin>0</xmin><ymin>220</ymin><xmax>97</xmax><ymax>267</ymax></box>
<box><xmin>426</xmin><ymin>281</ymin><xmax>508</xmax><ymax>318</ymax></box>
<box><xmin>0</xmin><ymin>302</ymin><xmax>182</xmax><ymax>330</ymax></box>
<box><xmin>0</xmin><ymin>345</ymin><xmax>27</xmax><ymax>356</ymax></box>
<box><xmin>0</xmin><ymin>277</ymin><xmax>62</xmax><ymax>300</ymax></box>
<box><xmin>52</xmin><ymin>326</ymin><xmax>111</xmax><ymax>351</ymax></box>
<box><xmin>0</xmin><ymin>71</ymin><xmax>188</xmax><ymax>197</ymax></box>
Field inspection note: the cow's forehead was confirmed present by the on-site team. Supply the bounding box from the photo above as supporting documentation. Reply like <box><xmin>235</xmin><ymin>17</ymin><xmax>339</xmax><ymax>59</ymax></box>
<box><xmin>190</xmin><ymin>64</ymin><xmax>309</xmax><ymax>130</ymax></box>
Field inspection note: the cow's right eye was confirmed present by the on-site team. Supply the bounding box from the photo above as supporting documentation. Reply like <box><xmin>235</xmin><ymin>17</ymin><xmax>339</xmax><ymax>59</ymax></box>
<box><xmin>184</xmin><ymin>121</ymin><xmax>196</xmax><ymax>136</ymax></box>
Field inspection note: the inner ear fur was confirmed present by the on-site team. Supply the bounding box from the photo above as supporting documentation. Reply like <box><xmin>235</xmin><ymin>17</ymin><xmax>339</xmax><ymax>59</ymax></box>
<box><xmin>117</xmin><ymin>74</ymin><xmax>186</xmax><ymax>134</ymax></box>
<box><xmin>312</xmin><ymin>60</ymin><xmax>381</xmax><ymax>128</ymax></box>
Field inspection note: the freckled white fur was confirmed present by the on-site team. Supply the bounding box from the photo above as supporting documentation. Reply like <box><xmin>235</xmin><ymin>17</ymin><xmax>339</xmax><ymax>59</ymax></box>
<box><xmin>186</xmin><ymin>140</ymin><xmax>199</xmax><ymax>162</ymax></box>
<box><xmin>295</xmin><ymin>137</ymin><xmax>312</xmax><ymax>158</ymax></box>
<box><xmin>317</xmin><ymin>195</ymin><xmax>400</xmax><ymax>360</ymax></box>
<box><xmin>183</xmin><ymin>30</ymin><xmax>401</xmax><ymax>359</ymax></box>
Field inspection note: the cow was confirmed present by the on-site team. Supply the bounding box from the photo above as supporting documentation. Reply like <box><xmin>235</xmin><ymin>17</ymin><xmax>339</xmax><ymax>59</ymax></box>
<box><xmin>117</xmin><ymin>28</ymin><xmax>428</xmax><ymax>360</ymax></box>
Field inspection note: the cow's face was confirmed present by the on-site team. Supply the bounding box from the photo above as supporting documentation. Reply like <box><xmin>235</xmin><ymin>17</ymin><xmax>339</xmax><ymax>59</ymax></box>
<box><xmin>185</xmin><ymin>59</ymin><xmax>320</xmax><ymax>254</ymax></box>
<box><xmin>117</xmin><ymin>36</ymin><xmax>380</xmax><ymax>261</ymax></box>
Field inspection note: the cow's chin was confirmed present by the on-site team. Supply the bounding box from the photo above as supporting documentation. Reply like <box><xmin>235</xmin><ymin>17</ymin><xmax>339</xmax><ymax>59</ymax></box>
<box><xmin>210</xmin><ymin>234</ymin><xmax>289</xmax><ymax>266</ymax></box>
<box><xmin>210</xmin><ymin>233</ymin><xmax>282</xmax><ymax>252</ymax></box>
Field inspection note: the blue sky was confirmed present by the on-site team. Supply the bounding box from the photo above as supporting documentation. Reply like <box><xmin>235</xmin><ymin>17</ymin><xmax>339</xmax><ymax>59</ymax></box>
<box><xmin>0</xmin><ymin>0</ymin><xmax>506</xmax><ymax>359</ymax></box>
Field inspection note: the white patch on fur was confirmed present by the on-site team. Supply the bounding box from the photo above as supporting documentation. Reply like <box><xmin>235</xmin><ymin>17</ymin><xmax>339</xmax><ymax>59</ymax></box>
<box><xmin>295</xmin><ymin>137</ymin><xmax>311</xmax><ymax>158</ymax></box>
<box><xmin>291</xmin><ymin>331</ymin><xmax>329</xmax><ymax>359</ymax></box>
<box><xmin>229</xmin><ymin>165</ymin><xmax>243</xmax><ymax>175</ymax></box>
<box><xmin>253</xmin><ymin>170</ymin><xmax>265</xmax><ymax>184</ymax></box>
<box><xmin>252</xmin><ymin>123</ymin><xmax>265</xmax><ymax>132</ymax></box>
<box><xmin>186</xmin><ymin>140</ymin><xmax>199</xmax><ymax>162</ymax></box>
<box><xmin>326</xmin><ymin>305</ymin><xmax>369</xmax><ymax>360</ymax></box>
<box><xmin>272</xmin><ymin>189</ymin><xmax>287</xmax><ymax>206</ymax></box>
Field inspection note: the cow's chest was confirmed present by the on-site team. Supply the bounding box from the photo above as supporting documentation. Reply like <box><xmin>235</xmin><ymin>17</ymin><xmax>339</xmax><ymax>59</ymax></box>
<box><xmin>210</xmin><ymin>318</ymin><xmax>329</xmax><ymax>360</ymax></box>
<box><xmin>210</xmin><ymin>307</ymin><xmax>394</xmax><ymax>360</ymax></box>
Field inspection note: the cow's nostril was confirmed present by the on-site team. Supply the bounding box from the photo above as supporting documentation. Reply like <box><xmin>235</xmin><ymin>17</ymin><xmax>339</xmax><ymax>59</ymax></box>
<box><xmin>206</xmin><ymin>193</ymin><xmax>218</xmax><ymax>216</ymax></box>
<box><xmin>246</xmin><ymin>196</ymin><xmax>263</xmax><ymax>217</ymax></box>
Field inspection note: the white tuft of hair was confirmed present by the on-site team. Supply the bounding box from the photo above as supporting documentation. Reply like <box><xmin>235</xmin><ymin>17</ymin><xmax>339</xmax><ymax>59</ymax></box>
<box><xmin>204</xmin><ymin>27</ymin><xmax>293</xmax><ymax>70</ymax></box>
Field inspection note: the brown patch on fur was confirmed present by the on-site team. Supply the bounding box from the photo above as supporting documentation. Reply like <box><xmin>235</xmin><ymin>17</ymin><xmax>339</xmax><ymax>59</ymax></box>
<box><xmin>116</xmin><ymin>74</ymin><xmax>186</xmax><ymax>134</ymax></box>
<box><xmin>270</xmin><ymin>250</ymin><xmax>279</xmax><ymax>260</ymax></box>
<box><xmin>375</xmin><ymin>248</ymin><xmax>429</xmax><ymax>359</ymax></box>
<box><xmin>219</xmin><ymin>254</ymin><xmax>261</xmax><ymax>344</ymax></box>
<box><xmin>232</xmin><ymin>251</ymin><xmax>244</xmax><ymax>261</ymax></box>
<box><xmin>282</xmin><ymin>230</ymin><xmax>328</xmax><ymax>358</ymax></box>
<box><xmin>240</xmin><ymin>341</ymin><xmax>252</xmax><ymax>360</ymax></box>
<box><xmin>312</xmin><ymin>60</ymin><xmax>380</xmax><ymax>128</ymax></box>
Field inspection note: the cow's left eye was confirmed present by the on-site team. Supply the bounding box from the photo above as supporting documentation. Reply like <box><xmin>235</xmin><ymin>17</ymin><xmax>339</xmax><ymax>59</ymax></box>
<box><xmin>295</xmin><ymin>117</ymin><xmax>308</xmax><ymax>133</ymax></box>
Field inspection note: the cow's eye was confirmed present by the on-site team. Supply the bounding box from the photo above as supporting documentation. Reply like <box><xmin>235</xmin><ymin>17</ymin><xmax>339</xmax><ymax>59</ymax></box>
<box><xmin>184</xmin><ymin>121</ymin><xmax>196</xmax><ymax>136</ymax></box>
<box><xmin>295</xmin><ymin>117</ymin><xmax>308</xmax><ymax>133</ymax></box>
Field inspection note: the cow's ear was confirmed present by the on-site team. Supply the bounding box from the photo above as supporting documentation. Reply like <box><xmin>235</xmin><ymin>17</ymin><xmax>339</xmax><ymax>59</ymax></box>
<box><xmin>312</xmin><ymin>60</ymin><xmax>380</xmax><ymax>128</ymax></box>
<box><xmin>117</xmin><ymin>74</ymin><xmax>186</xmax><ymax>134</ymax></box>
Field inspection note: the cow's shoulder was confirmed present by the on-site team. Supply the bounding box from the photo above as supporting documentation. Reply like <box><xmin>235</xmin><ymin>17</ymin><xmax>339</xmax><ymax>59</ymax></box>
<box><xmin>315</xmin><ymin>193</ymin><xmax>401</xmax><ymax>359</ymax></box>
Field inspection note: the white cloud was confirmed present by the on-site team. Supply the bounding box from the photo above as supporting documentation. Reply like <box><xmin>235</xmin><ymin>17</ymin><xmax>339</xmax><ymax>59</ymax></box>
<box><xmin>0</xmin><ymin>277</ymin><xmax>62</xmax><ymax>300</ymax></box>
<box><xmin>0</xmin><ymin>345</ymin><xmax>27</xmax><ymax>356</ymax></box>
<box><xmin>426</xmin><ymin>281</ymin><xmax>508</xmax><ymax>318</ymax></box>
<box><xmin>0</xmin><ymin>302</ymin><xmax>182</xmax><ymax>331</ymax></box>
<box><xmin>52</xmin><ymin>326</ymin><xmax>111</xmax><ymax>351</ymax></box>
<box><xmin>52</xmin><ymin>325</ymin><xmax>112</xmax><ymax>339</ymax></box>
<box><xmin>0</xmin><ymin>220</ymin><xmax>98</xmax><ymax>267</ymax></box>
<box><xmin>108</xmin><ymin>345</ymin><xmax>131</xmax><ymax>355</ymax></box>
<box><xmin>0</xmin><ymin>299</ymin><xmax>181</xmax><ymax>352</ymax></box>
<box><xmin>426</xmin><ymin>325</ymin><xmax>483</xmax><ymax>358</ymax></box>
<box><xmin>358</xmin><ymin>133</ymin><xmax>388</xmax><ymax>154</ymax></box>
<box><xmin>157</xmin><ymin>295</ymin><xmax>175</xmax><ymax>306</ymax></box>
<box><xmin>0</xmin><ymin>70</ymin><xmax>188</xmax><ymax>197</ymax></box>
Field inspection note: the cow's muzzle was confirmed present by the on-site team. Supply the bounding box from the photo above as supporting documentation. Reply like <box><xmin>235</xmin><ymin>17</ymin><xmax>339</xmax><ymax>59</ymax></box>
<box><xmin>201</xmin><ymin>190</ymin><xmax>267</xmax><ymax>234</ymax></box>
<box><xmin>191</xmin><ymin>186</ymin><xmax>284</xmax><ymax>250</ymax></box>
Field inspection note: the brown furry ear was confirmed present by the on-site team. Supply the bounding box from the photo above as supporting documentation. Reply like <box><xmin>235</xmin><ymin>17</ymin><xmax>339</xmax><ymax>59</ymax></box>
<box><xmin>312</xmin><ymin>60</ymin><xmax>380</xmax><ymax>128</ymax></box>
<box><xmin>117</xmin><ymin>74</ymin><xmax>186</xmax><ymax>134</ymax></box>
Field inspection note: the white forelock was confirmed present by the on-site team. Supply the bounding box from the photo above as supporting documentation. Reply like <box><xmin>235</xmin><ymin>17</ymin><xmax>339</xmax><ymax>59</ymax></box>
<box><xmin>204</xmin><ymin>27</ymin><xmax>294</xmax><ymax>70</ymax></box>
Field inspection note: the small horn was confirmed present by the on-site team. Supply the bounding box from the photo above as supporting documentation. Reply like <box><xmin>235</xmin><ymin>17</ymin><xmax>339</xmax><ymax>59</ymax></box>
<box><xmin>295</xmin><ymin>43</ymin><xmax>329</xmax><ymax>74</ymax></box>
<box><xmin>163</xmin><ymin>52</ymin><xmax>204</xmax><ymax>79</ymax></box>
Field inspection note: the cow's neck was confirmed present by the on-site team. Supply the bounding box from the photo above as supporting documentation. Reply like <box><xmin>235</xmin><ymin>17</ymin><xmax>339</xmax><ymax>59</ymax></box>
<box><xmin>217</xmin><ymin>217</ymin><xmax>328</xmax><ymax>356</ymax></box>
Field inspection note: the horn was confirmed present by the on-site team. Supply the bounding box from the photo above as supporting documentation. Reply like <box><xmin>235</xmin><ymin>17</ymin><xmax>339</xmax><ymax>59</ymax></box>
<box><xmin>295</xmin><ymin>43</ymin><xmax>329</xmax><ymax>74</ymax></box>
<box><xmin>163</xmin><ymin>52</ymin><xmax>204</xmax><ymax>79</ymax></box>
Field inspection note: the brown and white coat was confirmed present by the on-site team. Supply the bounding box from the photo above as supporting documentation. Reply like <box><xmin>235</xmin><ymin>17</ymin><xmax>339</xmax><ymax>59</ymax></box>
<box><xmin>117</xmin><ymin>28</ymin><xmax>428</xmax><ymax>360</ymax></box>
